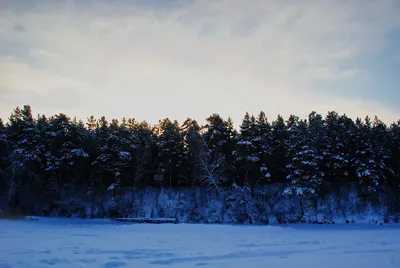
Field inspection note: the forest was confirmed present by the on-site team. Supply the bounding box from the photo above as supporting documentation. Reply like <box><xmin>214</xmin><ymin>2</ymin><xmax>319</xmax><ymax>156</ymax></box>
<box><xmin>0</xmin><ymin>105</ymin><xmax>399</xmax><ymax>224</ymax></box>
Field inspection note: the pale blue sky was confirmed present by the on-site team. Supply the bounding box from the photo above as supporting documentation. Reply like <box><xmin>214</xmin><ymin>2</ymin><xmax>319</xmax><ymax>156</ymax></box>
<box><xmin>1</xmin><ymin>0</ymin><xmax>399</xmax><ymax>126</ymax></box>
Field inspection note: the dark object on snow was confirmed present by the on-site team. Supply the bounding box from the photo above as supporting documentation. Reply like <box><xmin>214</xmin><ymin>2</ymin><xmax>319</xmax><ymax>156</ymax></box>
<box><xmin>113</xmin><ymin>217</ymin><xmax>178</xmax><ymax>224</ymax></box>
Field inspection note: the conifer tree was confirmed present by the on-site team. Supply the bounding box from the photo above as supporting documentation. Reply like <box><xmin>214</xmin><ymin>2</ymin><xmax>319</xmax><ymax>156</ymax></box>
<box><xmin>322</xmin><ymin>111</ymin><xmax>349</xmax><ymax>189</ymax></box>
<box><xmin>235</xmin><ymin>112</ymin><xmax>261</xmax><ymax>195</ymax></box>
<box><xmin>255</xmin><ymin>111</ymin><xmax>272</xmax><ymax>182</ymax></box>
<box><xmin>269</xmin><ymin>115</ymin><xmax>289</xmax><ymax>183</ymax></box>
<box><xmin>156</xmin><ymin>118</ymin><xmax>185</xmax><ymax>188</ymax></box>
<box><xmin>181</xmin><ymin>118</ymin><xmax>202</xmax><ymax>186</ymax></box>
<box><xmin>388</xmin><ymin>121</ymin><xmax>400</xmax><ymax>192</ymax></box>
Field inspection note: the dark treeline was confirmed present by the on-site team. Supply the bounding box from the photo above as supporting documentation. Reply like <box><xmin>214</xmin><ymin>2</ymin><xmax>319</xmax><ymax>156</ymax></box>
<box><xmin>0</xmin><ymin>105</ymin><xmax>399</xmax><ymax>215</ymax></box>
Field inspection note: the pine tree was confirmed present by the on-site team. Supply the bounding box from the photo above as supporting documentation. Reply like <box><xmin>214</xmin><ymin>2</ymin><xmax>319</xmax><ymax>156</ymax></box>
<box><xmin>235</xmin><ymin>112</ymin><xmax>261</xmax><ymax>195</ymax></box>
<box><xmin>351</xmin><ymin>116</ymin><xmax>392</xmax><ymax>193</ymax></box>
<box><xmin>388</xmin><ymin>121</ymin><xmax>400</xmax><ymax>191</ymax></box>
<box><xmin>5</xmin><ymin>106</ymin><xmax>44</xmax><ymax>207</ymax></box>
<box><xmin>322</xmin><ymin>111</ymin><xmax>350</xmax><ymax>189</ymax></box>
<box><xmin>65</xmin><ymin>117</ymin><xmax>90</xmax><ymax>188</ymax></box>
<box><xmin>270</xmin><ymin>115</ymin><xmax>289</xmax><ymax>183</ymax></box>
<box><xmin>8</xmin><ymin>106</ymin><xmax>43</xmax><ymax>175</ymax></box>
<box><xmin>44</xmin><ymin>114</ymin><xmax>85</xmax><ymax>198</ymax></box>
<box><xmin>307</xmin><ymin>112</ymin><xmax>327</xmax><ymax>193</ymax></box>
<box><xmin>181</xmin><ymin>118</ymin><xmax>202</xmax><ymax>186</ymax></box>
<box><xmin>284</xmin><ymin>116</ymin><xmax>316</xmax><ymax>196</ymax></box>
<box><xmin>0</xmin><ymin>118</ymin><xmax>15</xmax><ymax>208</ymax></box>
<box><xmin>86</xmin><ymin>115</ymin><xmax>98</xmax><ymax>131</ymax></box>
<box><xmin>0</xmin><ymin>118</ymin><xmax>6</xmax><ymax>149</ymax></box>
<box><xmin>255</xmin><ymin>111</ymin><xmax>272</xmax><ymax>182</ymax></box>
<box><xmin>155</xmin><ymin>118</ymin><xmax>185</xmax><ymax>188</ymax></box>
<box><xmin>91</xmin><ymin>116</ymin><xmax>117</xmax><ymax>191</ymax></box>
<box><xmin>131</xmin><ymin>120</ymin><xmax>155</xmax><ymax>188</ymax></box>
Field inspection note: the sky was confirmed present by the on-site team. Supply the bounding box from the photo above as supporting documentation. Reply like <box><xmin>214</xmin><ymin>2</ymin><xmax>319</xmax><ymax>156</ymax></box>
<box><xmin>1</xmin><ymin>0</ymin><xmax>400</xmax><ymax>127</ymax></box>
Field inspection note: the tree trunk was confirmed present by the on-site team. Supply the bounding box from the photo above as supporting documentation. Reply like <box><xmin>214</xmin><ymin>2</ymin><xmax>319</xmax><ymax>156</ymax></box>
<box><xmin>299</xmin><ymin>197</ymin><xmax>305</xmax><ymax>221</ymax></box>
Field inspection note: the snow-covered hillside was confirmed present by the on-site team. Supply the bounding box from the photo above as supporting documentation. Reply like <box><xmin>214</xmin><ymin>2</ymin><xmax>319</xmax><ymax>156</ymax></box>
<box><xmin>0</xmin><ymin>218</ymin><xmax>400</xmax><ymax>267</ymax></box>
<box><xmin>35</xmin><ymin>185</ymin><xmax>393</xmax><ymax>225</ymax></box>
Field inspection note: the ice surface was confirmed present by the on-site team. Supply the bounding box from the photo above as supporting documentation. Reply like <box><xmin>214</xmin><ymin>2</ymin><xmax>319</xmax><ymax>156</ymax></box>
<box><xmin>0</xmin><ymin>218</ymin><xmax>400</xmax><ymax>268</ymax></box>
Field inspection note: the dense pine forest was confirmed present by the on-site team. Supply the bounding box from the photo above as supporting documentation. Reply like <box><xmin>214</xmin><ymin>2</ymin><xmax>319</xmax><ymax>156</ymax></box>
<box><xmin>1</xmin><ymin>105</ymin><xmax>400</xmax><ymax>224</ymax></box>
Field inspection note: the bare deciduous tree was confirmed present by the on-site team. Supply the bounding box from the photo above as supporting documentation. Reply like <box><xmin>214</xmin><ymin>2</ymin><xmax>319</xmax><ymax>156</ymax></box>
<box><xmin>0</xmin><ymin>159</ymin><xmax>23</xmax><ymax>210</ymax></box>
<box><xmin>190</xmin><ymin>133</ymin><xmax>225</xmax><ymax>193</ymax></box>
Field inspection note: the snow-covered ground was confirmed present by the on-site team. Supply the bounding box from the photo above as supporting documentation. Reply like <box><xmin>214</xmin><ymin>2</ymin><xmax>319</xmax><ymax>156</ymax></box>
<box><xmin>1</xmin><ymin>218</ymin><xmax>400</xmax><ymax>268</ymax></box>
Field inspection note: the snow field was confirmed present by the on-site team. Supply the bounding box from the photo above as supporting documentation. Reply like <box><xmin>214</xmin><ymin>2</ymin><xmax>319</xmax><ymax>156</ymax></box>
<box><xmin>1</xmin><ymin>218</ymin><xmax>400</xmax><ymax>268</ymax></box>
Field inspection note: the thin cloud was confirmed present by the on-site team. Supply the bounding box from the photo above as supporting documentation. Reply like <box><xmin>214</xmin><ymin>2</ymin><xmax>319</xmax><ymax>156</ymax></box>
<box><xmin>0</xmin><ymin>0</ymin><xmax>399</xmax><ymax>125</ymax></box>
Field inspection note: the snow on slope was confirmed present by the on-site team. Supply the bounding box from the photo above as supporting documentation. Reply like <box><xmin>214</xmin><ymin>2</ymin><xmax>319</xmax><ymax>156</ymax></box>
<box><xmin>0</xmin><ymin>218</ymin><xmax>400</xmax><ymax>268</ymax></box>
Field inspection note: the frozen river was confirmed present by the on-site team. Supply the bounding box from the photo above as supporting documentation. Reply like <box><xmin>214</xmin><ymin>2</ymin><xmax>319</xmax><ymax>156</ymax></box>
<box><xmin>1</xmin><ymin>218</ymin><xmax>399</xmax><ymax>268</ymax></box>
